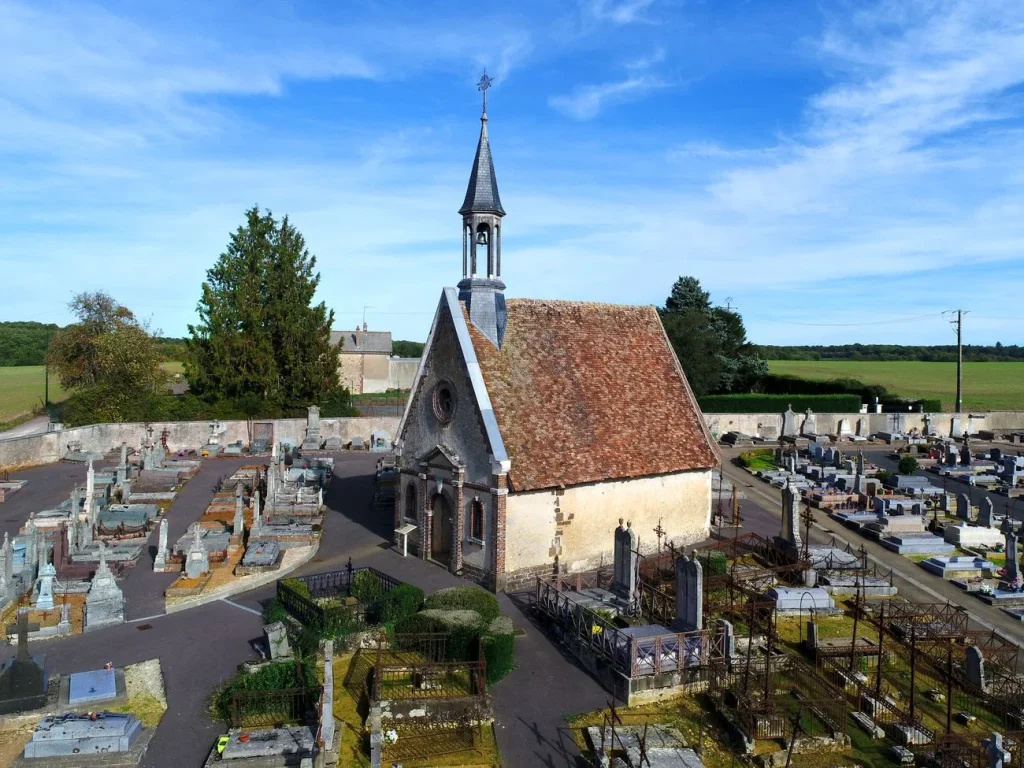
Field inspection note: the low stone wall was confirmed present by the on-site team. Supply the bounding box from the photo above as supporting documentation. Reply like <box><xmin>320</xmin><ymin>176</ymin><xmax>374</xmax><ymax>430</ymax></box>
<box><xmin>0</xmin><ymin>416</ymin><xmax>400</xmax><ymax>471</ymax></box>
<box><xmin>703</xmin><ymin>410</ymin><xmax>1024</xmax><ymax>440</ymax></box>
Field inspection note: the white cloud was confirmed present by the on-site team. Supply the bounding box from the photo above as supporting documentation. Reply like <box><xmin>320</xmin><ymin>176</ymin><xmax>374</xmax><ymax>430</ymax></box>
<box><xmin>549</xmin><ymin>74</ymin><xmax>666</xmax><ymax>120</ymax></box>
<box><xmin>584</xmin><ymin>0</ymin><xmax>657</xmax><ymax>25</ymax></box>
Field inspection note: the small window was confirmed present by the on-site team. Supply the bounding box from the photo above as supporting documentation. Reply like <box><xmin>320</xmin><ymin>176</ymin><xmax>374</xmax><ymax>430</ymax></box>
<box><xmin>433</xmin><ymin>380</ymin><xmax>457</xmax><ymax>424</ymax></box>
<box><xmin>405</xmin><ymin>483</ymin><xmax>418</xmax><ymax>522</ymax></box>
<box><xmin>470</xmin><ymin>499</ymin><xmax>485</xmax><ymax>541</ymax></box>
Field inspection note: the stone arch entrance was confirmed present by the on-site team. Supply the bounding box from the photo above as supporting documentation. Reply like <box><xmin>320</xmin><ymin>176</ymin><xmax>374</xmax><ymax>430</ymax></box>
<box><xmin>431</xmin><ymin>493</ymin><xmax>453</xmax><ymax>566</ymax></box>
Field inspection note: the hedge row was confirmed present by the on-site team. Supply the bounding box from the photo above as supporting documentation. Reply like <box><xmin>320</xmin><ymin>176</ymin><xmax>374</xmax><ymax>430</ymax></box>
<box><xmin>423</xmin><ymin>586</ymin><xmax>500</xmax><ymax>623</ymax></box>
<box><xmin>698</xmin><ymin>393</ymin><xmax>862</xmax><ymax>414</ymax></box>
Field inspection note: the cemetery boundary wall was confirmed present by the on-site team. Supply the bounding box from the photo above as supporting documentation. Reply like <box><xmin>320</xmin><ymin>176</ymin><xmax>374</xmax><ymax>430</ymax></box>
<box><xmin>703</xmin><ymin>410</ymin><xmax>1024</xmax><ymax>441</ymax></box>
<box><xmin>0</xmin><ymin>416</ymin><xmax>400</xmax><ymax>471</ymax></box>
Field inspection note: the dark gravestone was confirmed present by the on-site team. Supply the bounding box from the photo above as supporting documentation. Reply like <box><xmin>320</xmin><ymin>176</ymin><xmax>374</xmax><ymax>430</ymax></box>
<box><xmin>0</xmin><ymin>610</ymin><xmax>48</xmax><ymax>714</ymax></box>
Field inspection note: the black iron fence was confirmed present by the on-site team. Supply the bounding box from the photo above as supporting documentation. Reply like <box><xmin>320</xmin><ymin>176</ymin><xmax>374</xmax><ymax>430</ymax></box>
<box><xmin>381</xmin><ymin>718</ymin><xmax>479</xmax><ymax>762</ymax></box>
<box><xmin>276</xmin><ymin>564</ymin><xmax>405</xmax><ymax>627</ymax></box>
<box><xmin>229</xmin><ymin>686</ymin><xmax>321</xmax><ymax>728</ymax></box>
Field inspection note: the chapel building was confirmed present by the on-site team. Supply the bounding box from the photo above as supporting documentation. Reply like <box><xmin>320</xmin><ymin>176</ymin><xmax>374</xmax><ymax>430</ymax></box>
<box><xmin>394</xmin><ymin>86</ymin><xmax>718</xmax><ymax>592</ymax></box>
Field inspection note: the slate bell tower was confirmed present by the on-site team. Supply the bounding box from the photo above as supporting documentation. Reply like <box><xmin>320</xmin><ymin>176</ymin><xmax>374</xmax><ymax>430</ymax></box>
<box><xmin>458</xmin><ymin>73</ymin><xmax>507</xmax><ymax>348</ymax></box>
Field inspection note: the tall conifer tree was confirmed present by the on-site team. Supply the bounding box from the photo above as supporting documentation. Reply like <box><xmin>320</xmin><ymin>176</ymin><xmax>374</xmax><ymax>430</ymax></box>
<box><xmin>186</xmin><ymin>206</ymin><xmax>340</xmax><ymax>414</ymax></box>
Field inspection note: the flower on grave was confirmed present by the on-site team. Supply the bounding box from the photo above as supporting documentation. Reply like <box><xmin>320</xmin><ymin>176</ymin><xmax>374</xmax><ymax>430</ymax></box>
<box><xmin>383</xmin><ymin>729</ymin><xmax>399</xmax><ymax>745</ymax></box>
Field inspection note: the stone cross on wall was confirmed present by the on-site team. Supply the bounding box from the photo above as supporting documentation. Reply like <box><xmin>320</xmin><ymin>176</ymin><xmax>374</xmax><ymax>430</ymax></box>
<box><xmin>801</xmin><ymin>409</ymin><xmax>817</xmax><ymax>437</ymax></box>
<box><xmin>984</xmin><ymin>732</ymin><xmax>1010</xmax><ymax>768</ymax></box>
<box><xmin>611</xmin><ymin>519</ymin><xmax>638</xmax><ymax>605</ymax></box>
<box><xmin>673</xmin><ymin>554</ymin><xmax>703</xmax><ymax>632</ymax></box>
<box><xmin>779</xmin><ymin>480</ymin><xmax>802</xmax><ymax>550</ymax></box>
<box><xmin>781</xmin><ymin>405</ymin><xmax>798</xmax><ymax>438</ymax></box>
<box><xmin>154</xmin><ymin>519</ymin><xmax>169</xmax><ymax>571</ymax></box>
<box><xmin>978</xmin><ymin>498</ymin><xmax>994</xmax><ymax>529</ymax></box>
<box><xmin>302</xmin><ymin>406</ymin><xmax>322</xmax><ymax>450</ymax></box>
<box><xmin>957</xmin><ymin>493</ymin><xmax>972</xmax><ymax>522</ymax></box>
<box><xmin>1002</xmin><ymin>517</ymin><xmax>1019</xmax><ymax>584</ymax></box>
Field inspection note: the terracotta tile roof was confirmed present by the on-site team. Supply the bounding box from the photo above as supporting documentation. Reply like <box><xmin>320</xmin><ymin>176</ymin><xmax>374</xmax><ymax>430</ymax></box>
<box><xmin>465</xmin><ymin>299</ymin><xmax>718</xmax><ymax>492</ymax></box>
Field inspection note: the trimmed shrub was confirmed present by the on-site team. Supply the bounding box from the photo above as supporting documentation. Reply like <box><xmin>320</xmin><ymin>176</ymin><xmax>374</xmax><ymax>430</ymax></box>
<box><xmin>423</xmin><ymin>586</ymin><xmax>500</xmax><ymax>623</ymax></box>
<box><xmin>264</xmin><ymin>597</ymin><xmax>289</xmax><ymax>624</ymax></box>
<box><xmin>395</xmin><ymin>609</ymin><xmax>487</xmax><ymax>661</ymax></box>
<box><xmin>350</xmin><ymin>571</ymin><xmax>384</xmax><ymax>604</ymax></box>
<box><xmin>375</xmin><ymin>584</ymin><xmax>424</xmax><ymax>624</ymax></box>
<box><xmin>214</xmin><ymin>660</ymin><xmax>317</xmax><ymax>722</ymax></box>
<box><xmin>481</xmin><ymin>616</ymin><xmax>515</xmax><ymax>686</ymax></box>
<box><xmin>281</xmin><ymin>578</ymin><xmax>311</xmax><ymax>600</ymax></box>
<box><xmin>737</xmin><ymin>448</ymin><xmax>776</xmax><ymax>469</ymax></box>
<box><xmin>699</xmin><ymin>393</ymin><xmax>861</xmax><ymax>414</ymax></box>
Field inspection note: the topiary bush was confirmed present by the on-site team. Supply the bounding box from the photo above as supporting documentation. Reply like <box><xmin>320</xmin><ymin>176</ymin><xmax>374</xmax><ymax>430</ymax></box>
<box><xmin>481</xmin><ymin>616</ymin><xmax>515</xmax><ymax>686</ymax></box>
<box><xmin>395</xmin><ymin>609</ymin><xmax>487</xmax><ymax>661</ymax></box>
<box><xmin>375</xmin><ymin>584</ymin><xmax>424</xmax><ymax>624</ymax></box>
<box><xmin>350</xmin><ymin>570</ymin><xmax>384</xmax><ymax>604</ymax></box>
<box><xmin>281</xmin><ymin>578</ymin><xmax>311</xmax><ymax>600</ymax></box>
<box><xmin>897</xmin><ymin>455</ymin><xmax>920</xmax><ymax>475</ymax></box>
<box><xmin>423</xmin><ymin>586</ymin><xmax>500</xmax><ymax>623</ymax></box>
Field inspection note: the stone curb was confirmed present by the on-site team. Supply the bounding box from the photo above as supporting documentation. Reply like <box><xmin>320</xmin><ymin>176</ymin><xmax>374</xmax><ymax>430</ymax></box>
<box><xmin>163</xmin><ymin>541</ymin><xmax>321</xmax><ymax>615</ymax></box>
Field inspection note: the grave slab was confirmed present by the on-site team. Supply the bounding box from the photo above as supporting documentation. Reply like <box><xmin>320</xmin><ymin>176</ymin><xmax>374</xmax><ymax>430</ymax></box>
<box><xmin>68</xmin><ymin>669</ymin><xmax>116</xmax><ymax>706</ymax></box>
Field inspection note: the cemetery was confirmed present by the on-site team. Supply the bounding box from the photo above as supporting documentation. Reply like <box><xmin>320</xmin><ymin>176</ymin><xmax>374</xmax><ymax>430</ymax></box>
<box><xmin>251</xmin><ymin>564</ymin><xmax>513</xmax><ymax>766</ymax></box>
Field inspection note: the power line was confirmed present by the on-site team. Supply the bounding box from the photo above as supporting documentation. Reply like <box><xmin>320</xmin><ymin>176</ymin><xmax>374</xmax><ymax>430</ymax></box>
<box><xmin>942</xmin><ymin>309</ymin><xmax>969</xmax><ymax>413</ymax></box>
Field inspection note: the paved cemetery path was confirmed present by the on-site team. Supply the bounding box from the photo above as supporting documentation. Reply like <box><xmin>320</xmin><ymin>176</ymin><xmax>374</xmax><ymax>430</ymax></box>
<box><xmin>0</xmin><ymin>452</ymin><xmax>608</xmax><ymax>767</ymax></box>
<box><xmin>720</xmin><ymin>449</ymin><xmax>1024</xmax><ymax>658</ymax></box>
<box><xmin>0</xmin><ymin>461</ymin><xmax>87</xmax><ymax>544</ymax></box>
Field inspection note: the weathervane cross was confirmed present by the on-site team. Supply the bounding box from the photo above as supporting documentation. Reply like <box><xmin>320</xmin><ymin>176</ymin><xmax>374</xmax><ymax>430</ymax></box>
<box><xmin>477</xmin><ymin>71</ymin><xmax>494</xmax><ymax>114</ymax></box>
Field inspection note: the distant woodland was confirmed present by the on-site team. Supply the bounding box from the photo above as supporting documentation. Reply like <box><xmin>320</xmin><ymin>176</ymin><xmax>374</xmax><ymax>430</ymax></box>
<box><xmin>0</xmin><ymin>321</ymin><xmax>186</xmax><ymax>366</ymax></box>
<box><xmin>756</xmin><ymin>344</ymin><xmax>1024</xmax><ymax>362</ymax></box>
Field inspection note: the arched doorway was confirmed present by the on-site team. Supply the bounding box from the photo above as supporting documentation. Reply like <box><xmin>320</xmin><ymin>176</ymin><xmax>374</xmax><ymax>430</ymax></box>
<box><xmin>431</xmin><ymin>493</ymin><xmax>453</xmax><ymax>566</ymax></box>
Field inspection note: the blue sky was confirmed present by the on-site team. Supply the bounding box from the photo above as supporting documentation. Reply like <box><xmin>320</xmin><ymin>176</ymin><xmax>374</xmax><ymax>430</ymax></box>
<box><xmin>1</xmin><ymin>0</ymin><xmax>1022</xmax><ymax>346</ymax></box>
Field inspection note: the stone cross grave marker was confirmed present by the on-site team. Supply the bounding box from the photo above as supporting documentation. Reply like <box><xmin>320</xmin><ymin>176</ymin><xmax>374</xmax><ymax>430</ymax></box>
<box><xmin>301</xmin><ymin>406</ymin><xmax>322</xmax><ymax>450</ymax></box>
<box><xmin>838</xmin><ymin>418</ymin><xmax>852</xmax><ymax>436</ymax></box>
<box><xmin>674</xmin><ymin>555</ymin><xmax>703</xmax><ymax>632</ymax></box>
<box><xmin>985</xmin><ymin>732</ymin><xmax>1010</xmax><ymax>768</ymax></box>
<box><xmin>612</xmin><ymin>519</ymin><xmax>638</xmax><ymax>605</ymax></box>
<box><xmin>234</xmin><ymin>485</ymin><xmax>244</xmax><ymax>535</ymax></box>
<box><xmin>35</xmin><ymin>562</ymin><xmax>57</xmax><ymax>611</ymax></box>
<box><xmin>85</xmin><ymin>545</ymin><xmax>125</xmax><ymax>632</ymax></box>
<box><xmin>801</xmin><ymin>408</ymin><xmax>817</xmax><ymax>436</ymax></box>
<box><xmin>185</xmin><ymin>523</ymin><xmax>210</xmax><ymax>579</ymax></box>
<box><xmin>961</xmin><ymin>442</ymin><xmax>973</xmax><ymax>467</ymax></box>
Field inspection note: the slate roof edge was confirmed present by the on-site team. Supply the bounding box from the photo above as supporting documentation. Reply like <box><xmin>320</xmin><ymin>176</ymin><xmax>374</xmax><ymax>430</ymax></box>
<box><xmin>444</xmin><ymin>287</ymin><xmax>509</xmax><ymax>465</ymax></box>
<box><xmin>508</xmin><ymin>465</ymin><xmax>715</xmax><ymax>495</ymax></box>
<box><xmin>652</xmin><ymin>305</ymin><xmax>721</xmax><ymax>467</ymax></box>
<box><xmin>395</xmin><ymin>293</ymin><xmax>445</xmax><ymax>445</ymax></box>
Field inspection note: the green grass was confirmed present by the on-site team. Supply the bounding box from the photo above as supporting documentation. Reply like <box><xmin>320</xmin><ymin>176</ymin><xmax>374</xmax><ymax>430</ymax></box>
<box><xmin>0</xmin><ymin>363</ymin><xmax>184</xmax><ymax>423</ymax></box>
<box><xmin>769</xmin><ymin>360</ymin><xmax>1024</xmax><ymax>411</ymax></box>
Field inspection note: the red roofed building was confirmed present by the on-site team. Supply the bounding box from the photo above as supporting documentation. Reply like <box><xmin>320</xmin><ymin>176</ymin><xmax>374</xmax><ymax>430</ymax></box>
<box><xmin>394</xmin><ymin>87</ymin><xmax>717</xmax><ymax>592</ymax></box>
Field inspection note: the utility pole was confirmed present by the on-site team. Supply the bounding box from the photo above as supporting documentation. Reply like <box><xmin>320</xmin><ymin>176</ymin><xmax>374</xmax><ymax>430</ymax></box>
<box><xmin>945</xmin><ymin>310</ymin><xmax>968</xmax><ymax>413</ymax></box>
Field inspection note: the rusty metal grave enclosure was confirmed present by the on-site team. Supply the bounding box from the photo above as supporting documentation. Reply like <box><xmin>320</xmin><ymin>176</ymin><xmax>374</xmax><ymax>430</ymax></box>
<box><xmin>368</xmin><ymin>633</ymin><xmax>489</xmax><ymax>764</ymax></box>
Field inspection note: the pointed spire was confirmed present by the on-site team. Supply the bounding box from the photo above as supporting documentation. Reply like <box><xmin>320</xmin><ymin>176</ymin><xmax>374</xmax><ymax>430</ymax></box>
<box><xmin>459</xmin><ymin>72</ymin><xmax>505</xmax><ymax>216</ymax></box>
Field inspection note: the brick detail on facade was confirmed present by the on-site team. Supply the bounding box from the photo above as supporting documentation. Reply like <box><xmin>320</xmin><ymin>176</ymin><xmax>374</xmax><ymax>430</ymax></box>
<box><xmin>504</xmin><ymin>562</ymin><xmax>558</xmax><ymax>594</ymax></box>
<box><xmin>452</xmin><ymin>468</ymin><xmax>465</xmax><ymax>575</ymax></box>
<box><xmin>461</xmin><ymin>560</ymin><xmax>491</xmax><ymax>588</ymax></box>
<box><xmin>491</xmin><ymin>473</ymin><xmax>508</xmax><ymax>592</ymax></box>
<box><xmin>419</xmin><ymin>473</ymin><xmax>430</xmax><ymax>561</ymax></box>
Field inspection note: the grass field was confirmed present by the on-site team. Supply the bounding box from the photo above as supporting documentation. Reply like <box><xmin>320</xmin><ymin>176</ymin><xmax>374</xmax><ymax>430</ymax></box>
<box><xmin>769</xmin><ymin>360</ymin><xmax>1024</xmax><ymax>411</ymax></box>
<box><xmin>0</xmin><ymin>363</ymin><xmax>184</xmax><ymax>423</ymax></box>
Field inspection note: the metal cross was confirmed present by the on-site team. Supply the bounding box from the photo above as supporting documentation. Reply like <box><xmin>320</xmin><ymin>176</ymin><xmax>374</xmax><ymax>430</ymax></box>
<box><xmin>477</xmin><ymin>71</ymin><xmax>494</xmax><ymax>113</ymax></box>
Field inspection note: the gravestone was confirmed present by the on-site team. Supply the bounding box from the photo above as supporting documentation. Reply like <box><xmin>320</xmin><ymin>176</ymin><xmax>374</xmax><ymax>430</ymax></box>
<box><xmin>945</xmin><ymin>444</ymin><xmax>959</xmax><ymax>466</ymax></box>
<box><xmin>251</xmin><ymin>492</ymin><xmax>263</xmax><ymax>538</ymax></box>
<box><xmin>853</xmin><ymin>473</ymin><xmax>864</xmax><ymax>494</ymax></box>
<box><xmin>611</xmin><ymin>520</ymin><xmax>638</xmax><ymax>604</ymax></box>
<box><xmin>957</xmin><ymin>494</ymin><xmax>972</xmax><ymax>522</ymax></box>
<box><xmin>35</xmin><ymin>562</ymin><xmax>57</xmax><ymax>611</ymax></box>
<box><xmin>961</xmin><ymin>442</ymin><xmax>973</xmax><ymax>467</ymax></box>
<box><xmin>673</xmin><ymin>555</ymin><xmax>703</xmax><ymax>632</ymax></box>
<box><xmin>984</xmin><ymin>732</ymin><xmax>1011</xmax><ymax>768</ymax></box>
<box><xmin>83</xmin><ymin>460</ymin><xmax>95</xmax><ymax>523</ymax></box>
<box><xmin>23</xmin><ymin>712</ymin><xmax>142</xmax><ymax>758</ymax></box>
<box><xmin>779</xmin><ymin>480</ymin><xmax>802</xmax><ymax>550</ymax></box>
<box><xmin>85</xmin><ymin>546</ymin><xmax>125</xmax><ymax>632</ymax></box>
<box><xmin>781</xmin><ymin>405</ymin><xmax>798</xmax><ymax>438</ymax></box>
<box><xmin>68</xmin><ymin>668</ymin><xmax>117</xmax><ymax>706</ymax></box>
<box><xmin>786</xmin><ymin>453</ymin><xmax>796</xmax><ymax>474</ymax></box>
<box><xmin>57</xmin><ymin>603</ymin><xmax>71</xmax><ymax>636</ymax></box>
<box><xmin>233</xmin><ymin>485</ymin><xmax>244</xmax><ymax>535</ymax></box>
<box><xmin>838</xmin><ymin>418</ymin><xmax>852</xmax><ymax>437</ymax></box>
<box><xmin>806</xmin><ymin>621</ymin><xmax>818</xmax><ymax>649</ymax></box>
<box><xmin>0</xmin><ymin>533</ymin><xmax>12</xmax><ymax>592</ymax></box>
<box><xmin>1002</xmin><ymin>517</ymin><xmax>1019</xmax><ymax>584</ymax></box>
<box><xmin>301</xmin><ymin>405</ymin><xmax>322</xmax><ymax>451</ymax></box>
<box><xmin>153</xmin><ymin>519</ymin><xmax>169</xmax><ymax>571</ymax></box>
<box><xmin>184</xmin><ymin>524</ymin><xmax>210</xmax><ymax>579</ymax></box>
<box><xmin>856</xmin><ymin>451</ymin><xmax>865</xmax><ymax>476</ymax></box>
<box><xmin>978</xmin><ymin>498</ymin><xmax>994</xmax><ymax>529</ymax></box>
<box><xmin>801</xmin><ymin>409</ymin><xmax>818</xmax><ymax>436</ymax></box>
<box><xmin>321</xmin><ymin>641</ymin><xmax>335</xmax><ymax>751</ymax></box>
<box><xmin>117</xmin><ymin>442</ymin><xmax>128</xmax><ymax>485</ymax></box>
<box><xmin>967</xmin><ymin>645</ymin><xmax>987</xmax><ymax>692</ymax></box>
<box><xmin>951</xmin><ymin>417</ymin><xmax>963</xmax><ymax>438</ymax></box>
<box><xmin>834</xmin><ymin>448</ymin><xmax>845</xmax><ymax>469</ymax></box>
<box><xmin>856</xmin><ymin>418</ymin><xmax>867</xmax><ymax>438</ymax></box>
<box><xmin>717</xmin><ymin>618</ymin><xmax>735</xmax><ymax>657</ymax></box>
<box><xmin>0</xmin><ymin>610</ymin><xmax>47</xmax><ymax>714</ymax></box>
<box><xmin>991</xmin><ymin>448</ymin><xmax>1003</xmax><ymax>462</ymax></box>
<box><xmin>264</xmin><ymin>622</ymin><xmax>290</xmax><ymax>660</ymax></box>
